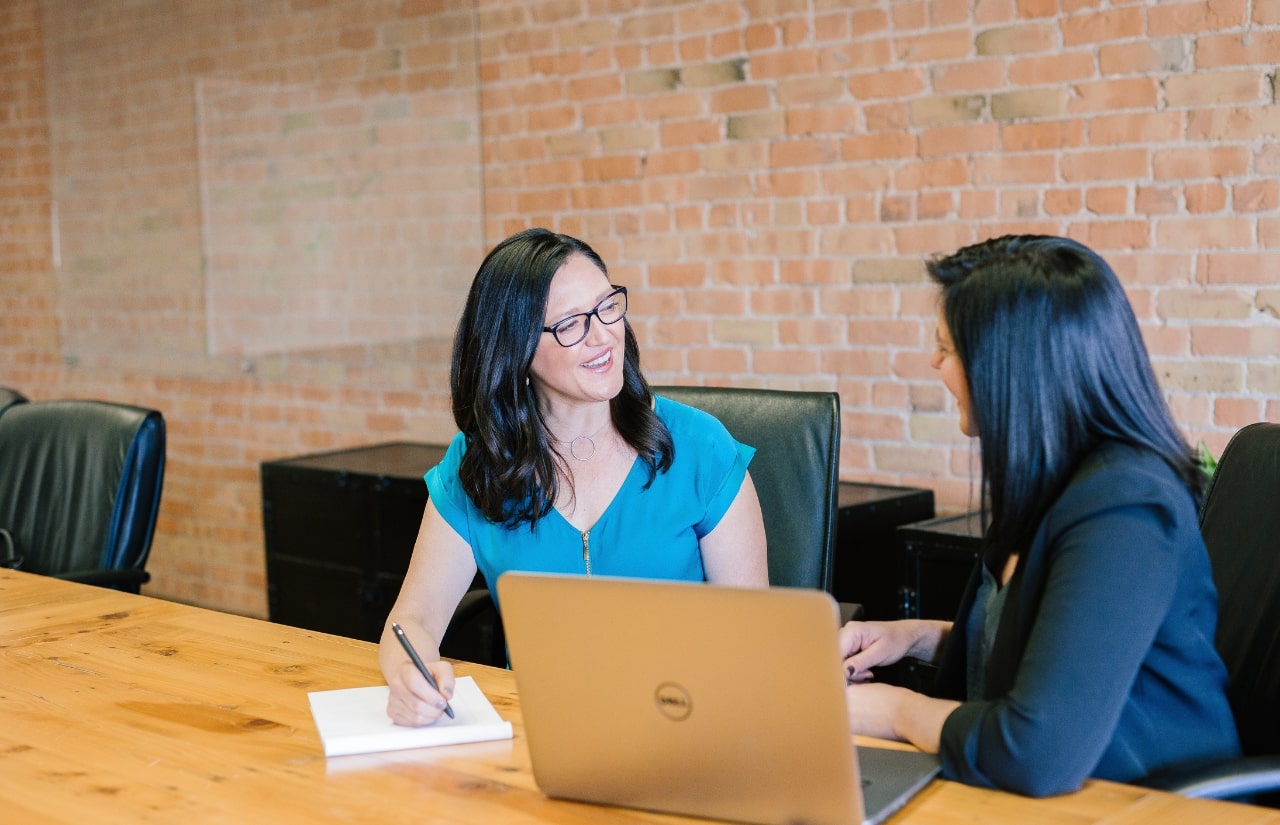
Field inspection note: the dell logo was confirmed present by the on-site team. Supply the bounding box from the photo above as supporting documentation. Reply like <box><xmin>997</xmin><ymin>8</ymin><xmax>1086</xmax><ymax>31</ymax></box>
<box><xmin>654</xmin><ymin>682</ymin><xmax>692</xmax><ymax>721</ymax></box>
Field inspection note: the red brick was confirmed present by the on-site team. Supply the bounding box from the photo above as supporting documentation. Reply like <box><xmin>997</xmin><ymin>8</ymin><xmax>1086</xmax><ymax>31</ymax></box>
<box><xmin>931</xmin><ymin>59</ymin><xmax>1005</xmax><ymax>92</ymax></box>
<box><xmin>749</xmin><ymin>47</ymin><xmax>820</xmax><ymax>79</ymax></box>
<box><xmin>974</xmin><ymin>153</ymin><xmax>1055</xmax><ymax>184</ymax></box>
<box><xmin>894</xmin><ymin>29</ymin><xmax>972</xmax><ymax>62</ymax></box>
<box><xmin>1200</xmin><ymin>252</ymin><xmax>1280</xmax><ymax>285</ymax></box>
<box><xmin>1155</xmin><ymin>217</ymin><xmax>1255</xmax><ymax>250</ymax></box>
<box><xmin>1099</xmin><ymin>39</ymin><xmax>1192</xmax><ymax>75</ymax></box>
<box><xmin>1061</xmin><ymin>7</ymin><xmax>1144</xmax><ymax>44</ymax></box>
<box><xmin>1233</xmin><ymin>180</ymin><xmax>1280</xmax><ymax>212</ymax></box>
<box><xmin>769</xmin><ymin>138</ymin><xmax>839</xmax><ymax>168</ymax></box>
<box><xmin>1257</xmin><ymin>0</ymin><xmax>1280</xmax><ymax>23</ymax></box>
<box><xmin>787</xmin><ymin>105</ymin><xmax>858</xmax><ymax>136</ymax></box>
<box><xmin>1153</xmin><ymin>146</ymin><xmax>1251</xmax><ymax>180</ymax></box>
<box><xmin>1192</xmin><ymin>326</ymin><xmax>1253</xmax><ymax>358</ymax></box>
<box><xmin>1165</xmin><ymin>70</ymin><xmax>1267</xmax><ymax>107</ymax></box>
<box><xmin>1069</xmin><ymin>77</ymin><xmax>1160</xmax><ymax>113</ymax></box>
<box><xmin>687</xmin><ymin>347</ymin><xmax>749</xmax><ymax>374</ymax></box>
<box><xmin>1061</xmin><ymin>148</ymin><xmax>1151</xmax><ymax>182</ymax></box>
<box><xmin>840</xmin><ymin>131</ymin><xmax>917</xmax><ymax>161</ymax></box>
<box><xmin>1196</xmin><ymin>32</ymin><xmax>1280</xmax><ymax>68</ymax></box>
<box><xmin>1186</xmin><ymin>182</ymin><xmax>1229</xmax><ymax>213</ymax></box>
<box><xmin>1010</xmin><ymin>51</ymin><xmax>1094</xmax><ymax>86</ymax></box>
<box><xmin>1044</xmin><ymin>188</ymin><xmax>1084</xmax><ymax>216</ymax></box>
<box><xmin>754</xmin><ymin>348</ymin><xmax>820</xmax><ymax>374</ymax></box>
<box><xmin>820</xmin><ymin>37</ymin><xmax>893</xmax><ymax>73</ymax></box>
<box><xmin>1149</xmin><ymin>0</ymin><xmax>1250</xmax><ymax>37</ymax></box>
<box><xmin>710</xmin><ymin>85</ymin><xmax>772</xmax><ymax>113</ymax></box>
<box><xmin>895</xmin><ymin>157</ymin><xmax>972</xmax><ymax>189</ymax></box>
<box><xmin>1089</xmin><ymin>112</ymin><xmax>1184</xmax><ymax>146</ymax></box>
<box><xmin>849</xmin><ymin>68</ymin><xmax>927</xmax><ymax>100</ymax></box>
<box><xmin>1182</xmin><ymin>106</ymin><xmax>1280</xmax><ymax>140</ymax></box>
<box><xmin>1085</xmin><ymin>186</ymin><xmax>1128</xmax><ymax>214</ymax></box>
<box><xmin>1135</xmin><ymin>186</ymin><xmax>1180</xmax><ymax>215</ymax></box>
<box><xmin>975</xmin><ymin>22</ymin><xmax>1057</xmax><ymax>55</ymax></box>
<box><xmin>888</xmin><ymin>2</ymin><xmax>928</xmax><ymax>30</ymax></box>
<box><xmin>1213</xmin><ymin>397</ymin><xmax>1265</xmax><ymax>429</ymax></box>
<box><xmin>1001</xmin><ymin>120</ymin><xmax>1085</xmax><ymax>151</ymax></box>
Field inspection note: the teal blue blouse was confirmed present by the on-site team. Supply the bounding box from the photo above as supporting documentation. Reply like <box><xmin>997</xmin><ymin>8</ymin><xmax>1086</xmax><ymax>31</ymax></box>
<box><xmin>425</xmin><ymin>395</ymin><xmax>754</xmax><ymax>605</ymax></box>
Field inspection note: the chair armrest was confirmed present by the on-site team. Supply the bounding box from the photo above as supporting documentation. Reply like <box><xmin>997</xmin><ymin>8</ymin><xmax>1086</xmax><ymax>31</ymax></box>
<box><xmin>1140</xmin><ymin>754</ymin><xmax>1280</xmax><ymax>801</ymax></box>
<box><xmin>54</xmin><ymin>568</ymin><xmax>151</xmax><ymax>592</ymax></box>
<box><xmin>441</xmin><ymin>588</ymin><xmax>506</xmax><ymax>667</ymax></box>
<box><xmin>838</xmin><ymin>601</ymin><xmax>864</xmax><ymax>624</ymax></box>
<box><xmin>452</xmin><ymin>587</ymin><xmax>495</xmax><ymax>625</ymax></box>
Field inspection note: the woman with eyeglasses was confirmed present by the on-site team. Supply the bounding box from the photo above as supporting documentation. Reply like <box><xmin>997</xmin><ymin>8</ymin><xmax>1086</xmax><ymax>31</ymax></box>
<box><xmin>379</xmin><ymin>228</ymin><xmax>768</xmax><ymax>726</ymax></box>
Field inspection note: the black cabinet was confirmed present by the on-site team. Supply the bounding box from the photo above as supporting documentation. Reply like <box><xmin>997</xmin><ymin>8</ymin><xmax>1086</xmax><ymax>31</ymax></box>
<box><xmin>832</xmin><ymin>482</ymin><xmax>935</xmax><ymax>620</ymax></box>
<box><xmin>261</xmin><ymin>441</ymin><xmax>446</xmax><ymax>642</ymax></box>
<box><xmin>896</xmin><ymin>511</ymin><xmax>983</xmax><ymax>621</ymax></box>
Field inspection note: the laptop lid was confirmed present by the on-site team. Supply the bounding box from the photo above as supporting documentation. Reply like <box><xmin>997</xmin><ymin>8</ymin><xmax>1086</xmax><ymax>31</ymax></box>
<box><xmin>497</xmin><ymin>572</ymin><xmax>939</xmax><ymax>825</ymax></box>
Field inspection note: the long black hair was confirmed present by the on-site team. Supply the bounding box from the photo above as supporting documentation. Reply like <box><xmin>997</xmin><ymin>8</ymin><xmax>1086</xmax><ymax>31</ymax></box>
<box><xmin>927</xmin><ymin>235</ymin><xmax>1203</xmax><ymax>562</ymax></box>
<box><xmin>450</xmin><ymin>227</ymin><xmax>673</xmax><ymax>527</ymax></box>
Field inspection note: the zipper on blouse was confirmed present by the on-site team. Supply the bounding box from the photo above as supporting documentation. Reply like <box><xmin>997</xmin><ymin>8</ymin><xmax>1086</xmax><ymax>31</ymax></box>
<box><xmin>581</xmin><ymin>529</ymin><xmax>592</xmax><ymax>576</ymax></box>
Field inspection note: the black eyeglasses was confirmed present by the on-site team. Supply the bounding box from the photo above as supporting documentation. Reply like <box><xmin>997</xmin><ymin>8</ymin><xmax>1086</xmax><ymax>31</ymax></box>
<box><xmin>541</xmin><ymin>286</ymin><xmax>628</xmax><ymax>347</ymax></box>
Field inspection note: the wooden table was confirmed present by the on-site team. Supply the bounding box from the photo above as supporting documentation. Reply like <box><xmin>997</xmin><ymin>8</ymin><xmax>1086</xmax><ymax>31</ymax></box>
<box><xmin>2</xmin><ymin>569</ymin><xmax>1277</xmax><ymax>825</ymax></box>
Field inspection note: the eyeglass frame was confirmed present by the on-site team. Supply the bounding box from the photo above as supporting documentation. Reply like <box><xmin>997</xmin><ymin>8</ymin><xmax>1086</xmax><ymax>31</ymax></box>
<box><xmin>541</xmin><ymin>286</ymin><xmax>628</xmax><ymax>347</ymax></box>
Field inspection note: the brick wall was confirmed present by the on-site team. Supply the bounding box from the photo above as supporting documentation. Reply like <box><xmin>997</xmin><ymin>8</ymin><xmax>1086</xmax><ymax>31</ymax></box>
<box><xmin>3</xmin><ymin>0</ymin><xmax>1278</xmax><ymax>616</ymax></box>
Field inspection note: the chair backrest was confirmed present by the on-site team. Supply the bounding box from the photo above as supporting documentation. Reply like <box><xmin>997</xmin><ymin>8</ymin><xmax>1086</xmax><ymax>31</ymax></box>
<box><xmin>0</xmin><ymin>399</ymin><xmax>166</xmax><ymax>591</ymax></box>
<box><xmin>653</xmin><ymin>385</ymin><xmax>841</xmax><ymax>591</ymax></box>
<box><xmin>1198</xmin><ymin>422</ymin><xmax>1280</xmax><ymax>757</ymax></box>
<box><xmin>0</xmin><ymin>387</ymin><xmax>27</xmax><ymax>415</ymax></box>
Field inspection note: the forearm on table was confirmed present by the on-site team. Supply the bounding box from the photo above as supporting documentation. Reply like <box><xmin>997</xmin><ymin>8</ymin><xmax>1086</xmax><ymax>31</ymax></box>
<box><xmin>892</xmin><ymin>690</ymin><xmax>962</xmax><ymax>754</ymax></box>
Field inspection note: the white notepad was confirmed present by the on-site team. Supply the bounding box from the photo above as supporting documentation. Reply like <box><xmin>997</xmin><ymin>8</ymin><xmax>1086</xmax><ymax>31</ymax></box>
<box><xmin>308</xmin><ymin>675</ymin><xmax>513</xmax><ymax>757</ymax></box>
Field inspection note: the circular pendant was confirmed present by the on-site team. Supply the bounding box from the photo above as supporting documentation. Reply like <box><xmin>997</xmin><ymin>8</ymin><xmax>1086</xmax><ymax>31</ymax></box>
<box><xmin>569</xmin><ymin>436</ymin><xmax>596</xmax><ymax>461</ymax></box>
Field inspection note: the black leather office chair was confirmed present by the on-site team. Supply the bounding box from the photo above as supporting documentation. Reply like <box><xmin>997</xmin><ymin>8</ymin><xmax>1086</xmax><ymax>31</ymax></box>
<box><xmin>0</xmin><ymin>399</ymin><xmax>166</xmax><ymax>593</ymax></box>
<box><xmin>1141</xmin><ymin>422</ymin><xmax>1280</xmax><ymax>804</ymax></box>
<box><xmin>654</xmin><ymin>385</ymin><xmax>843</xmax><ymax>593</ymax></box>
<box><xmin>0</xmin><ymin>387</ymin><xmax>27</xmax><ymax>415</ymax></box>
<box><xmin>441</xmin><ymin>385</ymin><xmax>849</xmax><ymax>666</ymax></box>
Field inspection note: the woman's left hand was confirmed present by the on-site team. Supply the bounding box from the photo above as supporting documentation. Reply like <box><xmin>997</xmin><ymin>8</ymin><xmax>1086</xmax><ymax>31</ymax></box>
<box><xmin>845</xmin><ymin>682</ymin><xmax>961</xmax><ymax>752</ymax></box>
<box><xmin>844</xmin><ymin>682</ymin><xmax>909</xmax><ymax>741</ymax></box>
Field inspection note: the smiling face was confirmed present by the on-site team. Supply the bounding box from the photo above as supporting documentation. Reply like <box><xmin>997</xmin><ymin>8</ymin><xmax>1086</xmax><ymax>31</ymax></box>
<box><xmin>930</xmin><ymin>308</ymin><xmax>975</xmax><ymax>437</ymax></box>
<box><xmin>528</xmin><ymin>253</ymin><xmax>625</xmax><ymax>412</ymax></box>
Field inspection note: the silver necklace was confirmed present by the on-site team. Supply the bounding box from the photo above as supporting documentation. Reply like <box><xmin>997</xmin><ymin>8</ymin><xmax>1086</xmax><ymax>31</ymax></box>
<box><xmin>552</xmin><ymin>419</ymin><xmax>611</xmax><ymax>461</ymax></box>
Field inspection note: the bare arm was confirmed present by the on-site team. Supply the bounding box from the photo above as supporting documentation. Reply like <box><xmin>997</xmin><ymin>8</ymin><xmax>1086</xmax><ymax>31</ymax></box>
<box><xmin>378</xmin><ymin>498</ymin><xmax>477</xmax><ymax>726</ymax></box>
<box><xmin>845</xmin><ymin>683</ymin><xmax>962</xmax><ymax>753</ymax></box>
<box><xmin>698</xmin><ymin>471</ymin><xmax>768</xmax><ymax>587</ymax></box>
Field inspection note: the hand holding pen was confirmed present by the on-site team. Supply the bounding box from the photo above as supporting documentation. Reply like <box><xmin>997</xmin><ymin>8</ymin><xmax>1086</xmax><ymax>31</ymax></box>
<box><xmin>392</xmin><ymin>622</ymin><xmax>456</xmax><ymax>720</ymax></box>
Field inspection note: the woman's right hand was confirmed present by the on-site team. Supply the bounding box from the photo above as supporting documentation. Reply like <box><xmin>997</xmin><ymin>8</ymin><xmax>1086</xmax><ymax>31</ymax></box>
<box><xmin>838</xmin><ymin>619</ymin><xmax>949</xmax><ymax>683</ymax></box>
<box><xmin>385</xmin><ymin>657</ymin><xmax>457</xmax><ymax>727</ymax></box>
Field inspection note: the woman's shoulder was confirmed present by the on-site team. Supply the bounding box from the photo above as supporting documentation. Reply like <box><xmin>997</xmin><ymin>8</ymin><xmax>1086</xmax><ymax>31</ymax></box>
<box><xmin>652</xmin><ymin>393</ymin><xmax>734</xmax><ymax>441</ymax></box>
<box><xmin>1051</xmin><ymin>440</ymin><xmax>1199</xmax><ymax>531</ymax></box>
<box><xmin>426</xmin><ymin>431</ymin><xmax>468</xmax><ymax>478</ymax></box>
<box><xmin>1076</xmin><ymin>441</ymin><xmax>1186</xmax><ymax>491</ymax></box>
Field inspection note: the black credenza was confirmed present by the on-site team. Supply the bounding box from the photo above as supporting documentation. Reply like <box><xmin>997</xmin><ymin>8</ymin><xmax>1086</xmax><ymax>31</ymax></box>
<box><xmin>261</xmin><ymin>441</ymin><xmax>446</xmax><ymax>643</ymax></box>
<box><xmin>896</xmin><ymin>510</ymin><xmax>984</xmax><ymax>621</ymax></box>
<box><xmin>831</xmin><ymin>482</ymin><xmax>936</xmax><ymax>620</ymax></box>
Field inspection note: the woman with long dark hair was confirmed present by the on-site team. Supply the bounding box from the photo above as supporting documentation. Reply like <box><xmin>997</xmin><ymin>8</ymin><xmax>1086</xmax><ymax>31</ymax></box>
<box><xmin>839</xmin><ymin>235</ymin><xmax>1240</xmax><ymax>796</ymax></box>
<box><xmin>380</xmin><ymin>228</ymin><xmax>767</xmax><ymax>726</ymax></box>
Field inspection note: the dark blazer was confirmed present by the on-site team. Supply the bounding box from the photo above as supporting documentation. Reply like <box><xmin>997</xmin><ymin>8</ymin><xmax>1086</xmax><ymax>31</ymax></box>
<box><xmin>935</xmin><ymin>441</ymin><xmax>1241</xmax><ymax>797</ymax></box>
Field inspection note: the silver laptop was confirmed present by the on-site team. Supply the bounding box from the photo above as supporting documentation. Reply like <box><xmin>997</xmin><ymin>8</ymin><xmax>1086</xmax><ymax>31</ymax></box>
<box><xmin>497</xmin><ymin>572</ymin><xmax>940</xmax><ymax>825</ymax></box>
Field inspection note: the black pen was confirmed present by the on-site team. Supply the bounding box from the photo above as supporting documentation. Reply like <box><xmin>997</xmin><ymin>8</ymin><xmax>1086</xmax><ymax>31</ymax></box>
<box><xmin>391</xmin><ymin>622</ymin><xmax>455</xmax><ymax>719</ymax></box>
